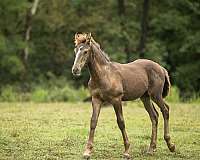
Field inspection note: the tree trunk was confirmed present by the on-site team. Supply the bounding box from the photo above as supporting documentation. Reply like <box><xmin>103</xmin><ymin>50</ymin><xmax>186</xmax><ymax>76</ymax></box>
<box><xmin>117</xmin><ymin>0</ymin><xmax>131</xmax><ymax>62</ymax></box>
<box><xmin>22</xmin><ymin>0</ymin><xmax>39</xmax><ymax>70</ymax></box>
<box><xmin>118</xmin><ymin>0</ymin><xmax>125</xmax><ymax>18</ymax></box>
<box><xmin>137</xmin><ymin>0</ymin><xmax>150</xmax><ymax>58</ymax></box>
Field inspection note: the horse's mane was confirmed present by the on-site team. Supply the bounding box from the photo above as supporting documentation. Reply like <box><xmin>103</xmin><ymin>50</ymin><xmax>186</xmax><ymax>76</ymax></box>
<box><xmin>90</xmin><ymin>37</ymin><xmax>110</xmax><ymax>62</ymax></box>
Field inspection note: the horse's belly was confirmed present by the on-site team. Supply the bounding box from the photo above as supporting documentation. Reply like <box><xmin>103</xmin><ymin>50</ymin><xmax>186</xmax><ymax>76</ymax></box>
<box><xmin>121</xmin><ymin>73</ymin><xmax>148</xmax><ymax>101</ymax></box>
<box><xmin>122</xmin><ymin>86</ymin><xmax>146</xmax><ymax>101</ymax></box>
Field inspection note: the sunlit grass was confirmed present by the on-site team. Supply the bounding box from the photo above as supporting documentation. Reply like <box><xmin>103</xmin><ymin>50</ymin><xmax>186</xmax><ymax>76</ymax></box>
<box><xmin>0</xmin><ymin>102</ymin><xmax>199</xmax><ymax>159</ymax></box>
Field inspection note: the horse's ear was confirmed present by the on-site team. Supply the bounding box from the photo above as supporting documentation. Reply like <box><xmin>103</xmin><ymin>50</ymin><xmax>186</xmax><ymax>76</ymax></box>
<box><xmin>86</xmin><ymin>32</ymin><xmax>92</xmax><ymax>44</ymax></box>
<box><xmin>74</xmin><ymin>32</ymin><xmax>79</xmax><ymax>46</ymax></box>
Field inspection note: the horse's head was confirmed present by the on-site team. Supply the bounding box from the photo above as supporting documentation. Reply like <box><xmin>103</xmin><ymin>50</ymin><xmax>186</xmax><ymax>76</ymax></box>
<box><xmin>72</xmin><ymin>32</ymin><xmax>92</xmax><ymax>76</ymax></box>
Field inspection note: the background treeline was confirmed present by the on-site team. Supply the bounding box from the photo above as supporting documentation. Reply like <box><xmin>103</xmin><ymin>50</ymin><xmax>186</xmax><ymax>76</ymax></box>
<box><xmin>0</xmin><ymin>0</ymin><xmax>199</xmax><ymax>102</ymax></box>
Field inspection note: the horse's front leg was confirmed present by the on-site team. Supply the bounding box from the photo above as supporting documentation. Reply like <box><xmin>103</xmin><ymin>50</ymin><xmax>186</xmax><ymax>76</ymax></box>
<box><xmin>112</xmin><ymin>98</ymin><xmax>130</xmax><ymax>159</ymax></box>
<box><xmin>83</xmin><ymin>96</ymin><xmax>102</xmax><ymax>159</ymax></box>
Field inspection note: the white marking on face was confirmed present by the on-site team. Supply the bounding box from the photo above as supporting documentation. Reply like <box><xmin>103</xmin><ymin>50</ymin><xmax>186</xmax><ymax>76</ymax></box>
<box><xmin>73</xmin><ymin>46</ymin><xmax>84</xmax><ymax>67</ymax></box>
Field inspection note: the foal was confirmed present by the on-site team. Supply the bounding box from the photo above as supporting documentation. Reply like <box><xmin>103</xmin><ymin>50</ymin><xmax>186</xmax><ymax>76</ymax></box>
<box><xmin>72</xmin><ymin>33</ymin><xmax>175</xmax><ymax>159</ymax></box>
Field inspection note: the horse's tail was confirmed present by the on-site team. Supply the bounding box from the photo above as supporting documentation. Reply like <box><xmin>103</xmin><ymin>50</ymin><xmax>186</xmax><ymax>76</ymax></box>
<box><xmin>162</xmin><ymin>68</ymin><xmax>171</xmax><ymax>98</ymax></box>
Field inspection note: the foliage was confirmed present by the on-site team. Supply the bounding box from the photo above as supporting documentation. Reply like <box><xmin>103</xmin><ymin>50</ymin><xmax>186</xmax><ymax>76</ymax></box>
<box><xmin>0</xmin><ymin>0</ymin><xmax>199</xmax><ymax>100</ymax></box>
<box><xmin>46</xmin><ymin>85</ymin><xmax>89</xmax><ymax>102</ymax></box>
<box><xmin>165</xmin><ymin>86</ymin><xmax>180</xmax><ymax>103</ymax></box>
<box><xmin>31</xmin><ymin>87</ymin><xmax>49</xmax><ymax>102</ymax></box>
<box><xmin>0</xmin><ymin>85</ymin><xmax>18</xmax><ymax>102</ymax></box>
<box><xmin>0</xmin><ymin>77</ymin><xmax>89</xmax><ymax>102</ymax></box>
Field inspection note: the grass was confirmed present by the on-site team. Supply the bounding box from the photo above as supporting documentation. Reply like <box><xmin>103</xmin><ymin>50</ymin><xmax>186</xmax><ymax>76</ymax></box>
<box><xmin>0</xmin><ymin>102</ymin><xmax>199</xmax><ymax>160</ymax></box>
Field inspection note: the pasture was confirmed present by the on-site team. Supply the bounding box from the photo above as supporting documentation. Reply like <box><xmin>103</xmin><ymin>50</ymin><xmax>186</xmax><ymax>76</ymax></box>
<box><xmin>0</xmin><ymin>102</ymin><xmax>199</xmax><ymax>160</ymax></box>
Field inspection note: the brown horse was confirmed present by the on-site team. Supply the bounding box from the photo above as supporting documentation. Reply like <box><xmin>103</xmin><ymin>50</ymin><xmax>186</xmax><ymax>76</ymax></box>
<box><xmin>72</xmin><ymin>33</ymin><xmax>175</xmax><ymax>159</ymax></box>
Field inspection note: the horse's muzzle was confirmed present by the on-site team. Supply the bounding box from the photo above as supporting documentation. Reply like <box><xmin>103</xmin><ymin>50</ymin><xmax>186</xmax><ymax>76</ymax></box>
<box><xmin>72</xmin><ymin>67</ymin><xmax>81</xmax><ymax>76</ymax></box>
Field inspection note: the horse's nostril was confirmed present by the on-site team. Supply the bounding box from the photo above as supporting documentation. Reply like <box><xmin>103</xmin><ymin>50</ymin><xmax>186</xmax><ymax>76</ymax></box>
<box><xmin>72</xmin><ymin>68</ymin><xmax>77</xmax><ymax>73</ymax></box>
<box><xmin>72</xmin><ymin>67</ymin><xmax>80</xmax><ymax>76</ymax></box>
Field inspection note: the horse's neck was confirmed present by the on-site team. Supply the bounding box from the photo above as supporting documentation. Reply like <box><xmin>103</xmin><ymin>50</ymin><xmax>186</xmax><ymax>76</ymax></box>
<box><xmin>88</xmin><ymin>44</ymin><xmax>109</xmax><ymax>80</ymax></box>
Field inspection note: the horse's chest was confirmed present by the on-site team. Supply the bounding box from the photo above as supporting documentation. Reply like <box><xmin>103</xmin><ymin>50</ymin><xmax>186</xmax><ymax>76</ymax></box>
<box><xmin>91</xmin><ymin>88</ymin><xmax>106</xmax><ymax>99</ymax></box>
<box><xmin>89</xmin><ymin>80</ymin><xmax>123</xmax><ymax>101</ymax></box>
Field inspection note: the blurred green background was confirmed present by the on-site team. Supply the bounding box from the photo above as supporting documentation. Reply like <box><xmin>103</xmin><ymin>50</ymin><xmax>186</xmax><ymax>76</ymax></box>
<box><xmin>0</xmin><ymin>0</ymin><xmax>199</xmax><ymax>102</ymax></box>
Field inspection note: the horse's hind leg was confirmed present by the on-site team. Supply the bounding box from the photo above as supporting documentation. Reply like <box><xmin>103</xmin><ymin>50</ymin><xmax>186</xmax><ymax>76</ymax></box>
<box><xmin>141</xmin><ymin>95</ymin><xmax>159</xmax><ymax>154</ymax></box>
<box><xmin>151</xmin><ymin>95</ymin><xmax>176</xmax><ymax>152</ymax></box>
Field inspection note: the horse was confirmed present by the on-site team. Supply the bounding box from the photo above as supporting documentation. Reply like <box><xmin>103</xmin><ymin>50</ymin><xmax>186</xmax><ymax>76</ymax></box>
<box><xmin>72</xmin><ymin>32</ymin><xmax>175</xmax><ymax>159</ymax></box>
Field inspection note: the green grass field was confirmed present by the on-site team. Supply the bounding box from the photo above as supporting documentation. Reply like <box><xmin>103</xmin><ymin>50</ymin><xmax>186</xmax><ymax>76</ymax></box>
<box><xmin>0</xmin><ymin>102</ymin><xmax>199</xmax><ymax>160</ymax></box>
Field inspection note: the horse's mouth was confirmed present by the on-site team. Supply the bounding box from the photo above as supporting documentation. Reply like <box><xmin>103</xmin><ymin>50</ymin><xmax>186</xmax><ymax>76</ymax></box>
<box><xmin>72</xmin><ymin>72</ymin><xmax>81</xmax><ymax>77</ymax></box>
<box><xmin>72</xmin><ymin>67</ymin><xmax>81</xmax><ymax>77</ymax></box>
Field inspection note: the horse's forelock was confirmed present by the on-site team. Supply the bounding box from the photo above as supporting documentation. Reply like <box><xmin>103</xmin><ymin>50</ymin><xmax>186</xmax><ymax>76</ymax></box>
<box><xmin>74</xmin><ymin>33</ymin><xmax>87</xmax><ymax>46</ymax></box>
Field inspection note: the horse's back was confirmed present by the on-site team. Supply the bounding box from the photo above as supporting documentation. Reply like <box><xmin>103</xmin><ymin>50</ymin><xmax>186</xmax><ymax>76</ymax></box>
<box><xmin>123</xmin><ymin>59</ymin><xmax>161</xmax><ymax>68</ymax></box>
<box><xmin>113</xmin><ymin>59</ymin><xmax>164</xmax><ymax>78</ymax></box>
<box><xmin>111</xmin><ymin>59</ymin><xmax>165</xmax><ymax>100</ymax></box>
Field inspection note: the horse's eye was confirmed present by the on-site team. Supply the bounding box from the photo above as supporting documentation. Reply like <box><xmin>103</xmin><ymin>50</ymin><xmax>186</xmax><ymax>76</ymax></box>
<box><xmin>84</xmin><ymin>51</ymin><xmax>87</xmax><ymax>54</ymax></box>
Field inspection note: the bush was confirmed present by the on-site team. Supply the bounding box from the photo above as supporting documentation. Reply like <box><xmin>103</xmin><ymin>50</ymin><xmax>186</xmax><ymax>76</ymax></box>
<box><xmin>187</xmin><ymin>93</ymin><xmax>200</xmax><ymax>103</ymax></box>
<box><xmin>47</xmin><ymin>85</ymin><xmax>89</xmax><ymax>102</ymax></box>
<box><xmin>0</xmin><ymin>85</ymin><xmax>18</xmax><ymax>102</ymax></box>
<box><xmin>31</xmin><ymin>88</ymin><xmax>49</xmax><ymax>102</ymax></box>
<box><xmin>165</xmin><ymin>86</ymin><xmax>180</xmax><ymax>102</ymax></box>
<box><xmin>165</xmin><ymin>86</ymin><xmax>200</xmax><ymax>103</ymax></box>
<box><xmin>27</xmin><ymin>76</ymin><xmax>90</xmax><ymax>102</ymax></box>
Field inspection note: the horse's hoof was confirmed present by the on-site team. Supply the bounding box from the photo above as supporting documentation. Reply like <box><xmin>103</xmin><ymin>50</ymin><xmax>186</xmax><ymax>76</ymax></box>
<box><xmin>83</xmin><ymin>151</ymin><xmax>91</xmax><ymax>160</ymax></box>
<box><xmin>146</xmin><ymin>147</ymin><xmax>156</xmax><ymax>155</ymax></box>
<box><xmin>169</xmin><ymin>143</ymin><xmax>176</xmax><ymax>152</ymax></box>
<box><xmin>83</xmin><ymin>153</ymin><xmax>91</xmax><ymax>159</ymax></box>
<box><xmin>123</xmin><ymin>153</ymin><xmax>131</xmax><ymax>159</ymax></box>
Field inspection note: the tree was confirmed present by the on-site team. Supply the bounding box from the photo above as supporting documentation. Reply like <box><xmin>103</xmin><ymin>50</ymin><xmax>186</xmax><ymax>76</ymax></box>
<box><xmin>0</xmin><ymin>0</ymin><xmax>199</xmax><ymax>99</ymax></box>
<box><xmin>23</xmin><ymin>0</ymin><xmax>39</xmax><ymax>65</ymax></box>
<box><xmin>117</xmin><ymin>0</ymin><xmax>131</xmax><ymax>62</ymax></box>
<box><xmin>137</xmin><ymin>0</ymin><xmax>150</xmax><ymax>58</ymax></box>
